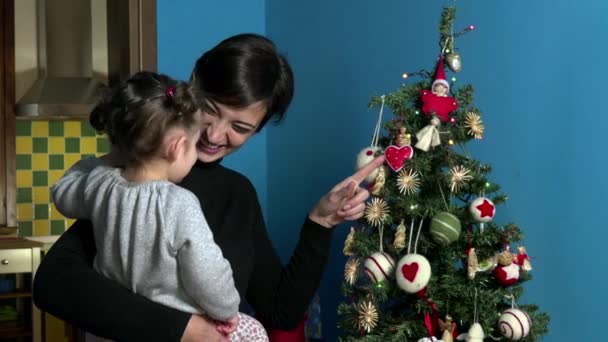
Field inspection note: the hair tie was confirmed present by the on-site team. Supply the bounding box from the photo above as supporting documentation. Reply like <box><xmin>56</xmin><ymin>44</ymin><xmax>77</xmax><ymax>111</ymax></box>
<box><xmin>165</xmin><ymin>86</ymin><xmax>175</xmax><ymax>100</ymax></box>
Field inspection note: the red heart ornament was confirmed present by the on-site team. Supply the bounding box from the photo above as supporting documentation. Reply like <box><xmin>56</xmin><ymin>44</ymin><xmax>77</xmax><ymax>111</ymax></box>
<box><xmin>401</xmin><ymin>262</ymin><xmax>419</xmax><ymax>282</ymax></box>
<box><xmin>384</xmin><ymin>145</ymin><xmax>414</xmax><ymax>172</ymax></box>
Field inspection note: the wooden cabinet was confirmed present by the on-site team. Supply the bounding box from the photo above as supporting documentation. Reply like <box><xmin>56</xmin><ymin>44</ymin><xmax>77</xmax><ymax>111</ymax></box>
<box><xmin>0</xmin><ymin>0</ymin><xmax>17</xmax><ymax>232</ymax></box>
<box><xmin>0</xmin><ymin>238</ymin><xmax>42</xmax><ymax>342</ymax></box>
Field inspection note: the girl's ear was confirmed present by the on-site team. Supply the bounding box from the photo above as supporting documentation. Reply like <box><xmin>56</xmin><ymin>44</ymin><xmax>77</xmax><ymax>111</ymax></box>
<box><xmin>164</xmin><ymin>135</ymin><xmax>187</xmax><ymax>162</ymax></box>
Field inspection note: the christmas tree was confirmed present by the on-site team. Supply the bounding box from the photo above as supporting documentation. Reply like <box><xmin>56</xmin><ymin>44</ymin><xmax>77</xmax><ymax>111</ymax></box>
<box><xmin>338</xmin><ymin>7</ymin><xmax>550</xmax><ymax>342</ymax></box>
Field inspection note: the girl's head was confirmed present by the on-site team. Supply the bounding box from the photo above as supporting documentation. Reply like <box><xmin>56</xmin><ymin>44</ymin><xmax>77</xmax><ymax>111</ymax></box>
<box><xmin>90</xmin><ymin>71</ymin><xmax>202</xmax><ymax>181</ymax></box>
<box><xmin>191</xmin><ymin>33</ymin><xmax>294</xmax><ymax>163</ymax></box>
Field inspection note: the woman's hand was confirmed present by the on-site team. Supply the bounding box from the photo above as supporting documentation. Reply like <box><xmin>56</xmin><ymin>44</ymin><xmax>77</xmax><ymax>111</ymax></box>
<box><xmin>309</xmin><ymin>155</ymin><xmax>385</xmax><ymax>228</ymax></box>
<box><xmin>181</xmin><ymin>315</ymin><xmax>229</xmax><ymax>342</ymax></box>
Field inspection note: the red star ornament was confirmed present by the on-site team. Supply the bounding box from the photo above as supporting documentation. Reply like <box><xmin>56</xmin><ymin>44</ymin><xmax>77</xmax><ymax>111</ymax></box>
<box><xmin>469</xmin><ymin>197</ymin><xmax>496</xmax><ymax>223</ymax></box>
<box><xmin>494</xmin><ymin>263</ymin><xmax>520</xmax><ymax>286</ymax></box>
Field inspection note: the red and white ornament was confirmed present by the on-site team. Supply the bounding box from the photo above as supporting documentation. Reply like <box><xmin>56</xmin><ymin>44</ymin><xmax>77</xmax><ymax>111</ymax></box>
<box><xmin>363</xmin><ymin>251</ymin><xmax>395</xmax><ymax>283</ymax></box>
<box><xmin>384</xmin><ymin>144</ymin><xmax>414</xmax><ymax>172</ymax></box>
<box><xmin>356</xmin><ymin>147</ymin><xmax>385</xmax><ymax>183</ymax></box>
<box><xmin>498</xmin><ymin>308</ymin><xmax>531</xmax><ymax>340</ymax></box>
<box><xmin>395</xmin><ymin>254</ymin><xmax>431</xmax><ymax>293</ymax></box>
<box><xmin>469</xmin><ymin>197</ymin><xmax>495</xmax><ymax>223</ymax></box>
<box><xmin>494</xmin><ymin>263</ymin><xmax>520</xmax><ymax>286</ymax></box>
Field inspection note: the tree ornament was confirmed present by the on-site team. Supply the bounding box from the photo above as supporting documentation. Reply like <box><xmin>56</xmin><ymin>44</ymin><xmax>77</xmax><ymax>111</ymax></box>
<box><xmin>344</xmin><ymin>258</ymin><xmax>360</xmax><ymax>285</ymax></box>
<box><xmin>465</xmin><ymin>322</ymin><xmax>484</xmax><ymax>342</ymax></box>
<box><xmin>466</xmin><ymin>247</ymin><xmax>479</xmax><ymax>280</ymax></box>
<box><xmin>393</xmin><ymin>219</ymin><xmax>407</xmax><ymax>251</ymax></box>
<box><xmin>469</xmin><ymin>197</ymin><xmax>496</xmax><ymax>223</ymax></box>
<box><xmin>356</xmin><ymin>95</ymin><xmax>386</xmax><ymax>182</ymax></box>
<box><xmin>342</xmin><ymin>226</ymin><xmax>356</xmax><ymax>256</ymax></box>
<box><xmin>430</xmin><ymin>212</ymin><xmax>462</xmax><ymax>245</ymax></box>
<box><xmin>446</xmin><ymin>53</ymin><xmax>462</xmax><ymax>72</ymax></box>
<box><xmin>417</xmin><ymin>337</ymin><xmax>442</xmax><ymax>342</ymax></box>
<box><xmin>397</xmin><ymin>126</ymin><xmax>412</xmax><ymax>147</ymax></box>
<box><xmin>415</xmin><ymin>116</ymin><xmax>441</xmax><ymax>152</ymax></box>
<box><xmin>514</xmin><ymin>245</ymin><xmax>533</xmax><ymax>271</ymax></box>
<box><xmin>356</xmin><ymin>300</ymin><xmax>379</xmax><ymax>333</ymax></box>
<box><xmin>384</xmin><ymin>144</ymin><xmax>414</xmax><ymax>172</ymax></box>
<box><xmin>494</xmin><ymin>247</ymin><xmax>520</xmax><ymax>286</ymax></box>
<box><xmin>397</xmin><ymin>169</ymin><xmax>421</xmax><ymax>195</ymax></box>
<box><xmin>356</xmin><ymin>147</ymin><xmax>385</xmax><ymax>183</ymax></box>
<box><xmin>449</xmin><ymin>165</ymin><xmax>473</xmax><ymax>192</ymax></box>
<box><xmin>364</xmin><ymin>198</ymin><xmax>390</xmax><ymax>227</ymax></box>
<box><xmin>464</xmin><ymin>112</ymin><xmax>484</xmax><ymax>139</ymax></box>
<box><xmin>363</xmin><ymin>251</ymin><xmax>395</xmax><ymax>283</ymax></box>
<box><xmin>498</xmin><ymin>308</ymin><xmax>531</xmax><ymax>340</ymax></box>
<box><xmin>395</xmin><ymin>253</ymin><xmax>432</xmax><ymax>293</ymax></box>
<box><xmin>420</xmin><ymin>55</ymin><xmax>459</xmax><ymax>122</ymax></box>
<box><xmin>371</xmin><ymin>166</ymin><xmax>386</xmax><ymax>196</ymax></box>
<box><xmin>439</xmin><ymin>314</ymin><xmax>457</xmax><ymax>342</ymax></box>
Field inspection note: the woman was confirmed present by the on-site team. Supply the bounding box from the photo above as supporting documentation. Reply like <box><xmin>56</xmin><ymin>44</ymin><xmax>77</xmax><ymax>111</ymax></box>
<box><xmin>33</xmin><ymin>33</ymin><xmax>384</xmax><ymax>342</ymax></box>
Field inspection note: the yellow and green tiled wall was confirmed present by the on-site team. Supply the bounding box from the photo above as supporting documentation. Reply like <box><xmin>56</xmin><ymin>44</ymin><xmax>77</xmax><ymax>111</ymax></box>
<box><xmin>15</xmin><ymin>120</ymin><xmax>109</xmax><ymax>237</ymax></box>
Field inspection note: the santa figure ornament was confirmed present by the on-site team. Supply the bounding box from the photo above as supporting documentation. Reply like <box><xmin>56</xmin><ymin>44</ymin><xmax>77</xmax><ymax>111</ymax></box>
<box><xmin>416</xmin><ymin>55</ymin><xmax>458</xmax><ymax>152</ymax></box>
<box><xmin>420</xmin><ymin>55</ymin><xmax>458</xmax><ymax>122</ymax></box>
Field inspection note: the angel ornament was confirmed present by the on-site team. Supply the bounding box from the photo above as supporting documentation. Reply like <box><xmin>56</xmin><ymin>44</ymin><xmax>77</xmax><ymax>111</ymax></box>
<box><xmin>515</xmin><ymin>245</ymin><xmax>533</xmax><ymax>272</ymax></box>
<box><xmin>439</xmin><ymin>314</ymin><xmax>457</xmax><ymax>342</ymax></box>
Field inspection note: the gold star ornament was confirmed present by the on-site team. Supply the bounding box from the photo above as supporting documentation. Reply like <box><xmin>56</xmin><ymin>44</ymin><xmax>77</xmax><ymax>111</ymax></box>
<box><xmin>344</xmin><ymin>258</ymin><xmax>360</xmax><ymax>285</ymax></box>
<box><xmin>449</xmin><ymin>165</ymin><xmax>473</xmax><ymax>192</ymax></box>
<box><xmin>364</xmin><ymin>198</ymin><xmax>389</xmax><ymax>227</ymax></box>
<box><xmin>397</xmin><ymin>169</ymin><xmax>421</xmax><ymax>196</ymax></box>
<box><xmin>465</xmin><ymin>111</ymin><xmax>484</xmax><ymax>139</ymax></box>
<box><xmin>356</xmin><ymin>300</ymin><xmax>379</xmax><ymax>333</ymax></box>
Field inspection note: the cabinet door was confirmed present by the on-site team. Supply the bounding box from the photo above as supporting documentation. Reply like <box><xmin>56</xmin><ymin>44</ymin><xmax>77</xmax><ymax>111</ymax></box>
<box><xmin>0</xmin><ymin>0</ymin><xmax>17</xmax><ymax>229</ymax></box>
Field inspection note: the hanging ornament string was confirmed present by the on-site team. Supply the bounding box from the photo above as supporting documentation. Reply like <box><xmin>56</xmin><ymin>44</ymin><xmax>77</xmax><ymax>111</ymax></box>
<box><xmin>371</xmin><ymin>95</ymin><xmax>386</xmax><ymax>149</ymax></box>
<box><xmin>474</xmin><ymin>288</ymin><xmax>478</xmax><ymax>323</ymax></box>
<box><xmin>406</xmin><ymin>218</ymin><xmax>425</xmax><ymax>254</ymax></box>
<box><xmin>414</xmin><ymin>218</ymin><xmax>425</xmax><ymax>254</ymax></box>
<box><xmin>378</xmin><ymin>225</ymin><xmax>384</xmax><ymax>253</ymax></box>
<box><xmin>438</xmin><ymin>180</ymin><xmax>451</xmax><ymax>211</ymax></box>
<box><xmin>407</xmin><ymin>219</ymin><xmax>415</xmax><ymax>254</ymax></box>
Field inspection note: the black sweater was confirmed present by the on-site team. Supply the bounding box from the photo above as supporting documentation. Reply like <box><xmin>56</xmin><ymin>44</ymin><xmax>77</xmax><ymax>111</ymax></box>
<box><xmin>33</xmin><ymin>161</ymin><xmax>334</xmax><ymax>341</ymax></box>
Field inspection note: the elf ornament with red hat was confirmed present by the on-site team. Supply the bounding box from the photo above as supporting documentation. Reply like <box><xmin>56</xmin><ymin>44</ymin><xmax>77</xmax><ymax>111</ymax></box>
<box><xmin>415</xmin><ymin>55</ymin><xmax>459</xmax><ymax>152</ymax></box>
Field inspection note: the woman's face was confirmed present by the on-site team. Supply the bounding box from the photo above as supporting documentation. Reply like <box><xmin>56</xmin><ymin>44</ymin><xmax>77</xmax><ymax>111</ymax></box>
<box><xmin>196</xmin><ymin>101</ymin><xmax>267</xmax><ymax>163</ymax></box>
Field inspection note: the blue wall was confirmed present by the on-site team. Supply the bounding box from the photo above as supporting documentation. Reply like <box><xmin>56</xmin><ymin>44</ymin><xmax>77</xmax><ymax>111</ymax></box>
<box><xmin>267</xmin><ymin>0</ymin><xmax>608</xmax><ymax>341</ymax></box>
<box><xmin>157</xmin><ymin>1</ymin><xmax>608</xmax><ymax>341</ymax></box>
<box><xmin>157</xmin><ymin>0</ymin><xmax>268</xmax><ymax>215</ymax></box>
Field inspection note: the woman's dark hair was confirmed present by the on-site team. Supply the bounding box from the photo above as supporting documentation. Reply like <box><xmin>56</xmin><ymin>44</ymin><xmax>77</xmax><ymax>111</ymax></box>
<box><xmin>192</xmin><ymin>33</ymin><xmax>294</xmax><ymax>131</ymax></box>
<box><xmin>90</xmin><ymin>71</ymin><xmax>201</xmax><ymax>165</ymax></box>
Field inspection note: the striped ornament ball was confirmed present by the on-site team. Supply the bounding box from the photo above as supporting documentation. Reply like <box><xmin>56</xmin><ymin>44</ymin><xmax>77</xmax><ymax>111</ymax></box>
<box><xmin>430</xmin><ymin>212</ymin><xmax>461</xmax><ymax>245</ymax></box>
<box><xmin>363</xmin><ymin>251</ymin><xmax>395</xmax><ymax>283</ymax></box>
<box><xmin>498</xmin><ymin>308</ymin><xmax>531</xmax><ymax>340</ymax></box>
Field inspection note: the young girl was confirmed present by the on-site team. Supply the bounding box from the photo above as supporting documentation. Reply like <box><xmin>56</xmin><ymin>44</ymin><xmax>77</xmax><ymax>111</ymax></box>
<box><xmin>51</xmin><ymin>71</ymin><xmax>268</xmax><ymax>342</ymax></box>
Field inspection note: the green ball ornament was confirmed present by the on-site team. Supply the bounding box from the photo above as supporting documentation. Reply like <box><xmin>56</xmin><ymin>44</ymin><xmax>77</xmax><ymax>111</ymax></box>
<box><xmin>430</xmin><ymin>212</ymin><xmax>461</xmax><ymax>244</ymax></box>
